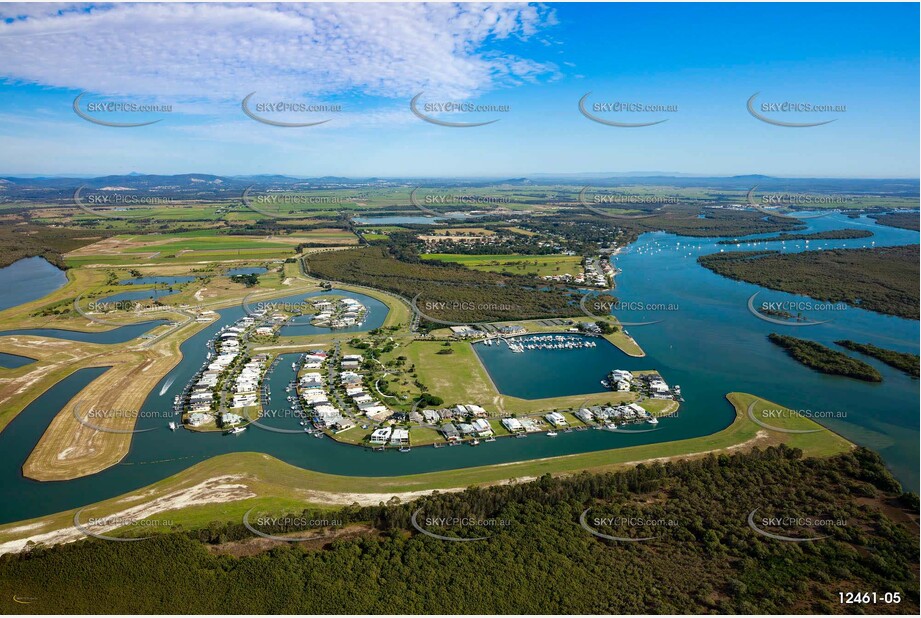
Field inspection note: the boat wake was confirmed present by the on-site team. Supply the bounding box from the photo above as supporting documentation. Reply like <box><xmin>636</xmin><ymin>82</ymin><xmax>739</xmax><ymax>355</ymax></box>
<box><xmin>158</xmin><ymin>375</ymin><xmax>176</xmax><ymax>396</ymax></box>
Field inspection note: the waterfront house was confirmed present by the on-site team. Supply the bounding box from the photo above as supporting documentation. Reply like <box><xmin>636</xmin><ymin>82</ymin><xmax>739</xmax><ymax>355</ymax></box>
<box><xmin>364</xmin><ymin>406</ymin><xmax>391</xmax><ymax>422</ymax></box>
<box><xmin>575</xmin><ymin>408</ymin><xmax>595</xmax><ymax>424</ymax></box>
<box><xmin>220</xmin><ymin>412</ymin><xmax>244</xmax><ymax>426</ymax></box>
<box><xmin>545</xmin><ymin>412</ymin><xmax>568</xmax><ymax>427</ymax></box>
<box><xmin>390</xmin><ymin>428</ymin><xmax>410</xmax><ymax>445</ymax></box>
<box><xmin>186</xmin><ymin>412</ymin><xmax>214</xmax><ymax>427</ymax></box>
<box><xmin>370</xmin><ymin>427</ymin><xmax>392</xmax><ymax>445</ymax></box>
<box><xmin>332</xmin><ymin>419</ymin><xmax>355</xmax><ymax>433</ymax></box>
<box><xmin>465</xmin><ymin>404</ymin><xmax>487</xmax><ymax>417</ymax></box>
<box><xmin>501</xmin><ymin>417</ymin><xmax>524</xmax><ymax>433</ymax></box>
<box><xmin>471</xmin><ymin>418</ymin><xmax>493</xmax><ymax>437</ymax></box>
<box><xmin>440</xmin><ymin>423</ymin><xmax>460</xmax><ymax>442</ymax></box>
<box><xmin>457</xmin><ymin>422</ymin><xmax>476</xmax><ymax>436</ymax></box>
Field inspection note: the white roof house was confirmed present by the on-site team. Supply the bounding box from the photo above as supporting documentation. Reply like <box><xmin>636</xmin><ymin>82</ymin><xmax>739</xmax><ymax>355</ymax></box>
<box><xmin>465</xmin><ymin>404</ymin><xmax>487</xmax><ymax>417</ymax></box>
<box><xmin>390</xmin><ymin>428</ymin><xmax>410</xmax><ymax>445</ymax></box>
<box><xmin>545</xmin><ymin>412</ymin><xmax>568</xmax><ymax>427</ymax></box>
<box><xmin>370</xmin><ymin>427</ymin><xmax>392</xmax><ymax>444</ymax></box>
<box><xmin>471</xmin><ymin>418</ymin><xmax>493</xmax><ymax>436</ymax></box>
<box><xmin>502</xmin><ymin>417</ymin><xmax>524</xmax><ymax>432</ymax></box>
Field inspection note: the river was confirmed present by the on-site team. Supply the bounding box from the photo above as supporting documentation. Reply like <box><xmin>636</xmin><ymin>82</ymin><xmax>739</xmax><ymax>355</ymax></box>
<box><xmin>0</xmin><ymin>213</ymin><xmax>917</xmax><ymax>524</ymax></box>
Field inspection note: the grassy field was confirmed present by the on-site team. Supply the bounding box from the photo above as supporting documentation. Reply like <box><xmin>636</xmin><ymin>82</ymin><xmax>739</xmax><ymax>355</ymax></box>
<box><xmin>399</xmin><ymin>340</ymin><xmax>643</xmax><ymax>415</ymax></box>
<box><xmin>421</xmin><ymin>253</ymin><xmax>583</xmax><ymax>277</ymax></box>
<box><xmin>0</xmin><ymin>391</ymin><xmax>853</xmax><ymax>550</ymax></box>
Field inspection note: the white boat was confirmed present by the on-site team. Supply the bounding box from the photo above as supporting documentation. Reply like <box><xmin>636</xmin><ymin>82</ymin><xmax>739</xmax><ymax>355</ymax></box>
<box><xmin>226</xmin><ymin>426</ymin><xmax>246</xmax><ymax>435</ymax></box>
<box><xmin>470</xmin><ymin>439</ymin><xmax>480</xmax><ymax>446</ymax></box>
<box><xmin>646</xmin><ymin>417</ymin><xmax>659</xmax><ymax>425</ymax></box>
<box><xmin>485</xmin><ymin>437</ymin><xmax>496</xmax><ymax>442</ymax></box>
<box><xmin>546</xmin><ymin>431</ymin><xmax>558</xmax><ymax>437</ymax></box>
<box><xmin>168</xmin><ymin>421</ymin><xmax>177</xmax><ymax>431</ymax></box>
<box><xmin>398</xmin><ymin>447</ymin><xmax>411</xmax><ymax>453</ymax></box>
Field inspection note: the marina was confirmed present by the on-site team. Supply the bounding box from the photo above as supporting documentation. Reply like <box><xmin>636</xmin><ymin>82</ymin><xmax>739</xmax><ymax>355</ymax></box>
<box><xmin>0</xmin><ymin>215</ymin><xmax>918</xmax><ymax>526</ymax></box>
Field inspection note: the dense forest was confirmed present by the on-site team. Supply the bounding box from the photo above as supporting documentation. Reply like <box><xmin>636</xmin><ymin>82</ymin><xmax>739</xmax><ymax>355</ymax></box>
<box><xmin>0</xmin><ymin>224</ymin><xmax>113</xmax><ymax>269</ymax></box>
<box><xmin>717</xmin><ymin>229</ymin><xmax>873</xmax><ymax>245</ymax></box>
<box><xmin>698</xmin><ymin>245</ymin><xmax>920</xmax><ymax>319</ymax></box>
<box><xmin>624</xmin><ymin>206</ymin><xmax>805</xmax><ymax>238</ymax></box>
<box><xmin>305</xmin><ymin>245</ymin><xmax>586</xmax><ymax>323</ymax></box>
<box><xmin>835</xmin><ymin>340</ymin><xmax>919</xmax><ymax>378</ymax></box>
<box><xmin>1</xmin><ymin>447</ymin><xmax>917</xmax><ymax>614</ymax></box>
<box><xmin>768</xmin><ymin>334</ymin><xmax>883</xmax><ymax>382</ymax></box>
<box><xmin>869</xmin><ymin>212</ymin><xmax>920</xmax><ymax>231</ymax></box>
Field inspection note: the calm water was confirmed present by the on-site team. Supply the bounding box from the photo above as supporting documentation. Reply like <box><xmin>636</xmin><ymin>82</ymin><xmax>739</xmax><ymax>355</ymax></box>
<box><xmin>98</xmin><ymin>289</ymin><xmax>172</xmax><ymax>304</ymax></box>
<box><xmin>0</xmin><ymin>214</ymin><xmax>917</xmax><ymax>524</ymax></box>
<box><xmin>120</xmin><ymin>276</ymin><xmax>197</xmax><ymax>286</ymax></box>
<box><xmin>0</xmin><ymin>257</ymin><xmax>67</xmax><ymax>312</ymax></box>
<box><xmin>0</xmin><ymin>321</ymin><xmax>168</xmax><ymax>344</ymax></box>
<box><xmin>477</xmin><ymin>213</ymin><xmax>918</xmax><ymax>488</ymax></box>
<box><xmin>227</xmin><ymin>267</ymin><xmax>269</xmax><ymax>276</ymax></box>
<box><xmin>0</xmin><ymin>352</ymin><xmax>36</xmax><ymax>369</ymax></box>
<box><xmin>277</xmin><ymin>291</ymin><xmax>389</xmax><ymax>337</ymax></box>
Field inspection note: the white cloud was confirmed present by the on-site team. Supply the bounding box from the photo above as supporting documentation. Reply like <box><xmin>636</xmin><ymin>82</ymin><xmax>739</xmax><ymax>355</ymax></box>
<box><xmin>0</xmin><ymin>2</ymin><xmax>558</xmax><ymax>101</ymax></box>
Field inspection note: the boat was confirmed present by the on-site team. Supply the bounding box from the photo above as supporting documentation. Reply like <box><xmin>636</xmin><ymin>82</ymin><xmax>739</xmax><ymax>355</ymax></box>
<box><xmin>485</xmin><ymin>437</ymin><xmax>496</xmax><ymax>442</ymax></box>
<box><xmin>646</xmin><ymin>417</ymin><xmax>659</xmax><ymax>425</ymax></box>
<box><xmin>470</xmin><ymin>439</ymin><xmax>480</xmax><ymax>446</ymax></box>
<box><xmin>515</xmin><ymin>433</ymin><xmax>527</xmax><ymax>438</ymax></box>
<box><xmin>546</xmin><ymin>431</ymin><xmax>558</xmax><ymax>437</ymax></box>
<box><xmin>226</xmin><ymin>426</ymin><xmax>246</xmax><ymax>435</ymax></box>
<box><xmin>168</xmin><ymin>421</ymin><xmax>177</xmax><ymax>431</ymax></box>
<box><xmin>398</xmin><ymin>447</ymin><xmax>411</xmax><ymax>453</ymax></box>
<box><xmin>433</xmin><ymin>443</ymin><xmax>444</xmax><ymax>448</ymax></box>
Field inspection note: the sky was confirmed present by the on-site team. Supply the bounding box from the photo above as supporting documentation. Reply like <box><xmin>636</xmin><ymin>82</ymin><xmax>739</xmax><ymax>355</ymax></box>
<box><xmin>0</xmin><ymin>2</ymin><xmax>918</xmax><ymax>178</ymax></box>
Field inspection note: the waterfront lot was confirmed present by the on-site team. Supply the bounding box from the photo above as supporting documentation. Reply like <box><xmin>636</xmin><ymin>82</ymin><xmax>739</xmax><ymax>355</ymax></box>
<box><xmin>0</xmin><ymin>391</ymin><xmax>853</xmax><ymax>549</ymax></box>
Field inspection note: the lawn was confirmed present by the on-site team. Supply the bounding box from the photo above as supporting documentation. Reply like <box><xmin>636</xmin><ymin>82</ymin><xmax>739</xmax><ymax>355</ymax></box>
<box><xmin>421</xmin><ymin>254</ymin><xmax>583</xmax><ymax>277</ymax></box>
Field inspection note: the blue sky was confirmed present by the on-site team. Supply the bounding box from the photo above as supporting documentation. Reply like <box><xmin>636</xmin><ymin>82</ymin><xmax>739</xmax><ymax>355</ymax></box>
<box><xmin>0</xmin><ymin>2</ymin><xmax>917</xmax><ymax>178</ymax></box>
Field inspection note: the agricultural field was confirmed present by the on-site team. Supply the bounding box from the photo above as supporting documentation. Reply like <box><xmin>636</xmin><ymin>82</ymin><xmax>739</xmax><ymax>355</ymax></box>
<box><xmin>421</xmin><ymin>253</ymin><xmax>583</xmax><ymax>277</ymax></box>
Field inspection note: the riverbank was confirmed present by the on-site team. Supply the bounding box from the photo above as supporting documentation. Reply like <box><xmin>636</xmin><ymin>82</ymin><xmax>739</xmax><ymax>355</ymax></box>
<box><xmin>0</xmin><ymin>391</ymin><xmax>853</xmax><ymax>554</ymax></box>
